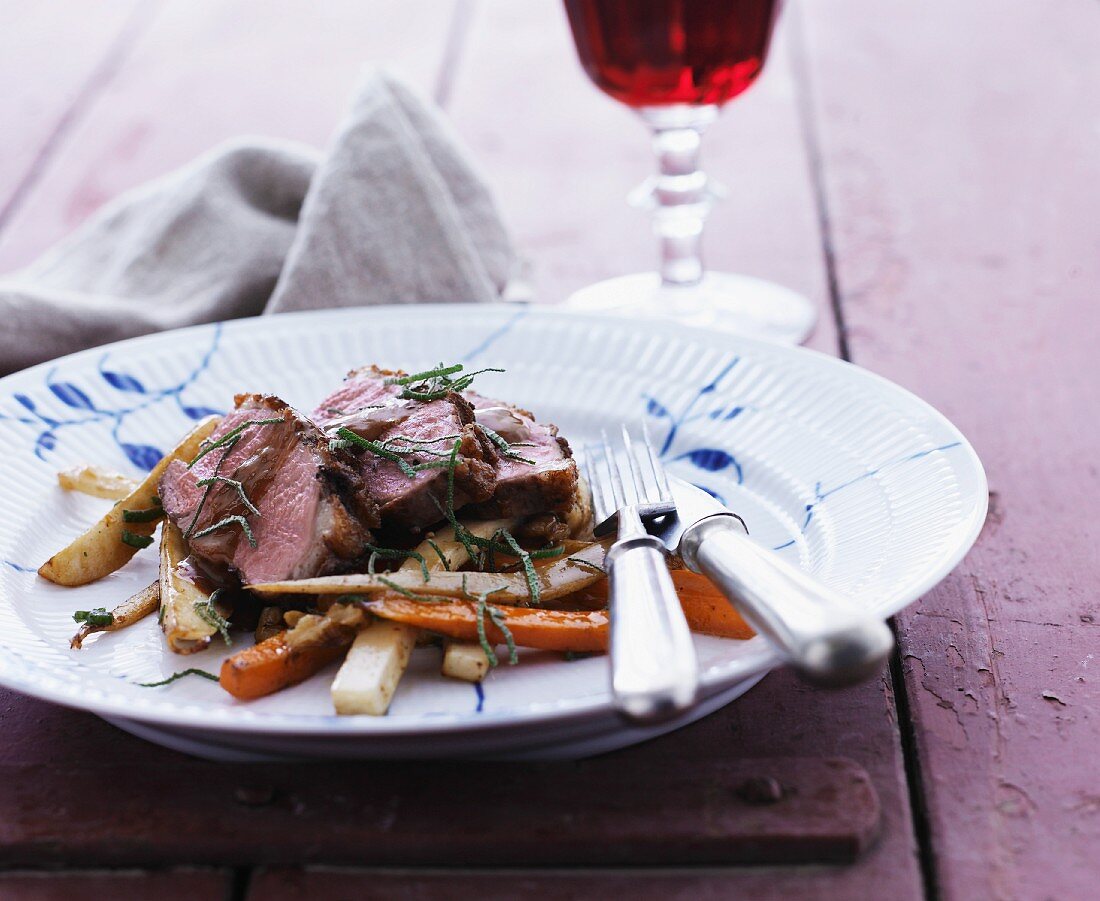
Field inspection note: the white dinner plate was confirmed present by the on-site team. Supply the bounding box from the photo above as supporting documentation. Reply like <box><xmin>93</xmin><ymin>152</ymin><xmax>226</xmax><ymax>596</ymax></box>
<box><xmin>0</xmin><ymin>305</ymin><xmax>986</xmax><ymax>759</ymax></box>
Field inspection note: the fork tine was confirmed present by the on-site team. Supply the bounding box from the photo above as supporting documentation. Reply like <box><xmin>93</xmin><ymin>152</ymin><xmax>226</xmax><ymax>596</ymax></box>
<box><xmin>582</xmin><ymin>444</ymin><xmax>610</xmax><ymax>522</ymax></box>
<box><xmin>600</xmin><ymin>429</ymin><xmax>627</xmax><ymax>510</ymax></box>
<box><xmin>620</xmin><ymin>425</ymin><xmax>646</xmax><ymax>504</ymax></box>
<box><xmin>641</xmin><ymin>420</ymin><xmax>672</xmax><ymax>501</ymax></box>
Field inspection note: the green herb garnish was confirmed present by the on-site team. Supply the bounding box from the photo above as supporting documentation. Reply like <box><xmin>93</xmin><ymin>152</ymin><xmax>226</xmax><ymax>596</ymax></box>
<box><xmin>190</xmin><ymin>514</ymin><xmax>256</xmax><ymax>548</ymax></box>
<box><xmin>185</xmin><ymin>436</ymin><xmax>238</xmax><ymax>538</ymax></box>
<box><xmin>194</xmin><ymin>475</ymin><xmax>261</xmax><ymax>516</ymax></box>
<box><xmin>486</xmin><ymin>604</ymin><xmax>519</xmax><ymax>666</ymax></box>
<box><xmin>426</xmin><ymin>538</ymin><xmax>451</xmax><ymax>571</ymax></box>
<box><xmin>363</xmin><ymin>544</ymin><xmax>431</xmax><ymax>582</ymax></box>
<box><xmin>187</xmin><ymin>417</ymin><xmax>283</xmax><ymax>468</ymax></box>
<box><xmin>121</xmin><ymin>504</ymin><xmax>164</xmax><ymax>523</ymax></box>
<box><xmin>193</xmin><ymin>590</ymin><xmax>231</xmax><ymax>645</ymax></box>
<box><xmin>529</xmin><ymin>545</ymin><xmax>565</xmax><ymax>560</ymax></box>
<box><xmin>73</xmin><ymin>607</ymin><xmax>113</xmax><ymax>626</ymax></box>
<box><xmin>335</xmin><ymin>427</ymin><xmax>418</xmax><ymax>478</ymax></box>
<box><xmin>120</xmin><ymin>530</ymin><xmax>154</xmax><ymax>549</ymax></box>
<box><xmin>566</xmin><ymin>556</ymin><xmax>607</xmax><ymax>575</ymax></box>
<box><xmin>137</xmin><ymin>668</ymin><xmax>219</xmax><ymax>688</ymax></box>
<box><xmin>443</xmin><ymin>439</ymin><xmax>481</xmax><ymax>564</ymax></box>
<box><xmin>462</xmin><ymin>574</ymin><xmax>516</xmax><ymax>667</ymax></box>
<box><xmin>494</xmin><ymin>528</ymin><xmax>540</xmax><ymax>606</ymax></box>
<box><xmin>384</xmin><ymin>363</ymin><xmax>464</xmax><ymax>386</ymax></box>
<box><xmin>377</xmin><ymin>576</ymin><xmax>443</xmax><ymax>603</ymax></box>
<box><xmin>385</xmin><ymin>363</ymin><xmax>504</xmax><ymax>402</ymax></box>
<box><xmin>477</xmin><ymin>423</ymin><xmax>535</xmax><ymax>465</ymax></box>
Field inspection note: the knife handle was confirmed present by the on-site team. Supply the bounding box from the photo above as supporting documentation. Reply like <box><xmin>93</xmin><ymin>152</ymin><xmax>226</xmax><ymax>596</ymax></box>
<box><xmin>606</xmin><ymin>532</ymin><xmax>699</xmax><ymax>722</ymax></box>
<box><xmin>680</xmin><ymin>514</ymin><xmax>894</xmax><ymax>687</ymax></box>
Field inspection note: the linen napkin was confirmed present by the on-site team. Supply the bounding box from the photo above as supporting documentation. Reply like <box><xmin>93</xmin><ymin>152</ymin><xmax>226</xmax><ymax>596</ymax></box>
<box><xmin>0</xmin><ymin>70</ymin><xmax>515</xmax><ymax>376</ymax></box>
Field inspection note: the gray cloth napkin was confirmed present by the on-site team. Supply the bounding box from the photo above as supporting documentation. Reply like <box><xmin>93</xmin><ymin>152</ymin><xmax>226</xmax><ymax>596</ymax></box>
<box><xmin>0</xmin><ymin>70</ymin><xmax>514</xmax><ymax>376</ymax></box>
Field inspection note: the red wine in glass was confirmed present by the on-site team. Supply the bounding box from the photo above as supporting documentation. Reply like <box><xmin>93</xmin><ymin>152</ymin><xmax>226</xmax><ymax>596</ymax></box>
<box><xmin>562</xmin><ymin>0</ymin><xmax>815</xmax><ymax>344</ymax></box>
<box><xmin>564</xmin><ymin>0</ymin><xmax>780</xmax><ymax>107</ymax></box>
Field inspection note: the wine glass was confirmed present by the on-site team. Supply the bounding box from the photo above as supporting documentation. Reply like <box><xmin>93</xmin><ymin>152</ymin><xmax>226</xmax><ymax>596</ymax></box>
<box><xmin>562</xmin><ymin>0</ymin><xmax>816</xmax><ymax>344</ymax></box>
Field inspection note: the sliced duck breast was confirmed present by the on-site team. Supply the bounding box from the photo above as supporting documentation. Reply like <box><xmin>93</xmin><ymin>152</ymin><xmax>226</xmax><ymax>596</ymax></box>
<box><xmin>462</xmin><ymin>391</ymin><xmax>580</xmax><ymax>522</ymax></box>
<box><xmin>159</xmin><ymin>394</ymin><xmax>376</xmax><ymax>585</ymax></box>
<box><xmin>313</xmin><ymin>367</ymin><xmax>497</xmax><ymax>532</ymax></box>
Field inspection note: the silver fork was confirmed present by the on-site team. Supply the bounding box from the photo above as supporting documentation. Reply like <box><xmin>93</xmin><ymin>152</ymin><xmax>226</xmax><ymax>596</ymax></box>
<box><xmin>584</xmin><ymin>426</ymin><xmax>699</xmax><ymax>722</ymax></box>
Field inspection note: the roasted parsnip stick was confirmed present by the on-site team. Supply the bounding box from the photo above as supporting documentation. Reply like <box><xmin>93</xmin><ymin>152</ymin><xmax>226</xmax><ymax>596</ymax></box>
<box><xmin>331</xmin><ymin>519</ymin><xmax>515</xmax><ymax>713</ymax></box>
<box><xmin>39</xmin><ymin>416</ymin><xmax>219</xmax><ymax>586</ymax></box>
<box><xmin>69</xmin><ymin>580</ymin><xmax>160</xmax><ymax>649</ymax></box>
<box><xmin>57</xmin><ymin>465</ymin><xmax>140</xmax><ymax>500</ymax></box>
<box><xmin>159</xmin><ymin>521</ymin><xmax>218</xmax><ymax>654</ymax></box>
<box><xmin>250</xmin><ymin>538</ymin><xmax>609</xmax><ymax>603</ymax></box>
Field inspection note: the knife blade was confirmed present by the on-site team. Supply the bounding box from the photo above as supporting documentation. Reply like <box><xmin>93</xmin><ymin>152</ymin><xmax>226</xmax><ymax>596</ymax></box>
<box><xmin>659</xmin><ymin>477</ymin><xmax>894</xmax><ymax>687</ymax></box>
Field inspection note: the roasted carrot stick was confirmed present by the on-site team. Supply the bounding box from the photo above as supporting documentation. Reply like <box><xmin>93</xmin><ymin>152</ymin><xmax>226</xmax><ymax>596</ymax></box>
<box><xmin>363</xmin><ymin>571</ymin><xmax>753</xmax><ymax>653</ymax></box>
<box><xmin>219</xmin><ymin>630</ymin><xmax>352</xmax><ymax>700</ymax></box>
<box><xmin>671</xmin><ymin>570</ymin><xmax>755</xmax><ymax>640</ymax></box>
<box><xmin>558</xmin><ymin>571</ymin><xmax>755</xmax><ymax>641</ymax></box>
<box><xmin>363</xmin><ymin>596</ymin><xmax>609</xmax><ymax>653</ymax></box>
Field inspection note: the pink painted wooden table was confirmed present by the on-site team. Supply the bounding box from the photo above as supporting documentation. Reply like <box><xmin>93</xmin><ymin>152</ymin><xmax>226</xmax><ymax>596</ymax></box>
<box><xmin>0</xmin><ymin>2</ymin><xmax>1095</xmax><ymax>899</ymax></box>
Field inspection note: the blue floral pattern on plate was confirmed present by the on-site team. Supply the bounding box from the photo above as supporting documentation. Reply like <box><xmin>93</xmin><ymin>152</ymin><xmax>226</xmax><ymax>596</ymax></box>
<box><xmin>1</xmin><ymin>324</ymin><xmax>224</xmax><ymax>469</ymax></box>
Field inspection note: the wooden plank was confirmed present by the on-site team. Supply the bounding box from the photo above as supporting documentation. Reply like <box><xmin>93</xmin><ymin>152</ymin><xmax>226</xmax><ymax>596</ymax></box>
<box><xmin>0</xmin><ymin>0</ymin><xmax>459</xmax><ymax>270</ymax></box>
<box><xmin>0</xmin><ymin>1</ymin><xmax>147</xmax><ymax>225</ymax></box>
<box><xmin>0</xmin><ymin>745</ymin><xmax>877</xmax><ymax>867</ymax></box>
<box><xmin>446</xmin><ymin>0</ymin><xmax>834</xmax><ymax>343</ymax></box>
<box><xmin>0</xmin><ymin>869</ymin><xmax>230</xmax><ymax>901</ymax></box>
<box><xmin>0</xmin><ymin>684</ymin><xmax>888</xmax><ymax>872</ymax></box>
<box><xmin>0</xmin><ymin>682</ymin><xmax>901</xmax><ymax>890</ymax></box>
<box><xmin>798</xmin><ymin>1</ymin><xmax>1100</xmax><ymax>898</ymax></box>
<box><xmin>247</xmin><ymin>864</ymin><xmax>903</xmax><ymax>901</ymax></box>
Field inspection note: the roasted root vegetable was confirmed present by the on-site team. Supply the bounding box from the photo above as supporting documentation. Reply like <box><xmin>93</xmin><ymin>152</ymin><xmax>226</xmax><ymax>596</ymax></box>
<box><xmin>70</xmin><ymin>580</ymin><xmax>160</xmax><ymax>649</ymax></box>
<box><xmin>441</xmin><ymin>639</ymin><xmax>491</xmax><ymax>682</ymax></box>
<box><xmin>247</xmin><ymin>538</ymin><xmax>610</xmax><ymax>604</ymax></box>
<box><xmin>38</xmin><ymin>416</ymin><xmax>219</xmax><ymax>586</ymax></box>
<box><xmin>159</xmin><ymin>521</ymin><xmax>219</xmax><ymax>654</ymax></box>
<box><xmin>57</xmin><ymin>465</ymin><xmax>139</xmax><ymax>500</ymax></box>
<box><xmin>220</xmin><ymin>604</ymin><xmax>364</xmax><ymax>700</ymax></box>
<box><xmin>330</xmin><ymin>620</ymin><xmax>418</xmax><ymax>715</ymax></box>
<box><xmin>220</xmin><ymin>631</ymin><xmax>353</xmax><ymax>701</ymax></box>
<box><xmin>365</xmin><ymin>569</ymin><xmax>753</xmax><ymax>651</ymax></box>
<box><xmin>671</xmin><ymin>570</ymin><xmax>754</xmax><ymax>640</ymax></box>
<box><xmin>329</xmin><ymin>519</ymin><xmax>517</xmax><ymax>711</ymax></box>
<box><xmin>365</xmin><ymin>595</ymin><xmax>609</xmax><ymax>652</ymax></box>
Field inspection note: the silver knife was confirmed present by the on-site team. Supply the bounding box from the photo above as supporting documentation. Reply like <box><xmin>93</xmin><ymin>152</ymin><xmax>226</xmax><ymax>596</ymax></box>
<box><xmin>629</xmin><ymin>476</ymin><xmax>895</xmax><ymax>687</ymax></box>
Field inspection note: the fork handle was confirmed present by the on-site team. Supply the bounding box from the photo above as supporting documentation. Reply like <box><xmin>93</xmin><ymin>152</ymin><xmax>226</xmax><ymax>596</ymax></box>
<box><xmin>680</xmin><ymin>514</ymin><xmax>894</xmax><ymax>687</ymax></box>
<box><xmin>607</xmin><ymin>534</ymin><xmax>699</xmax><ymax>722</ymax></box>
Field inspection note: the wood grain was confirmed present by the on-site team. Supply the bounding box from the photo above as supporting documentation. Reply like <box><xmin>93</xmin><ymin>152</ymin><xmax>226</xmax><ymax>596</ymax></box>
<box><xmin>0</xmin><ymin>870</ymin><xmax>229</xmax><ymax>901</ymax></box>
<box><xmin>799</xmin><ymin>1</ymin><xmax>1100</xmax><ymax>897</ymax></box>
<box><xmin>0</xmin><ymin>0</ymin><xmax>459</xmax><ymax>271</ymax></box>
<box><xmin>0</xmin><ymin>1</ymin><xmax>149</xmax><ymax>229</ymax></box>
<box><xmin>246</xmin><ymin>865</ymin><xmax>900</xmax><ymax>901</ymax></box>
<box><xmin>0</xmin><ymin>745</ymin><xmax>878</xmax><ymax>868</ymax></box>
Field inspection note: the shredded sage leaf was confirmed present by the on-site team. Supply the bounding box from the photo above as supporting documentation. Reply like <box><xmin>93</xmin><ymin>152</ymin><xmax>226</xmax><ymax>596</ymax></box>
<box><xmin>120</xmin><ymin>530</ymin><xmax>154</xmax><ymax>549</ymax></box>
<box><xmin>121</xmin><ymin>505</ymin><xmax>164</xmax><ymax>523</ymax></box>
<box><xmin>137</xmin><ymin>668</ymin><xmax>218</xmax><ymax>688</ymax></box>
<box><xmin>73</xmin><ymin>607</ymin><xmax>113</xmax><ymax>626</ymax></box>
<box><xmin>193</xmin><ymin>590</ymin><xmax>232</xmax><ymax>645</ymax></box>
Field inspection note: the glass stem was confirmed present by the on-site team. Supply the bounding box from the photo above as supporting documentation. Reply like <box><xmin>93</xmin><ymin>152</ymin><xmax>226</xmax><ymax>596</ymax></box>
<box><xmin>638</xmin><ymin>105</ymin><xmax>720</xmax><ymax>287</ymax></box>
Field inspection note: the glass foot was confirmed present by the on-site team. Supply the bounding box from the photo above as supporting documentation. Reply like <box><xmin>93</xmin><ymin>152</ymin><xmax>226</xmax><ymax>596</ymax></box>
<box><xmin>564</xmin><ymin>272</ymin><xmax>817</xmax><ymax>345</ymax></box>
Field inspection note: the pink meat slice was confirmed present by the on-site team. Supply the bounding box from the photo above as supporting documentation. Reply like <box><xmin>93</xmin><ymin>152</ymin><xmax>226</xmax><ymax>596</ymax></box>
<box><xmin>159</xmin><ymin>394</ymin><xmax>375</xmax><ymax>584</ymax></box>
<box><xmin>463</xmin><ymin>391</ymin><xmax>579</xmax><ymax>520</ymax></box>
<box><xmin>312</xmin><ymin>366</ymin><xmax>497</xmax><ymax>532</ymax></box>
